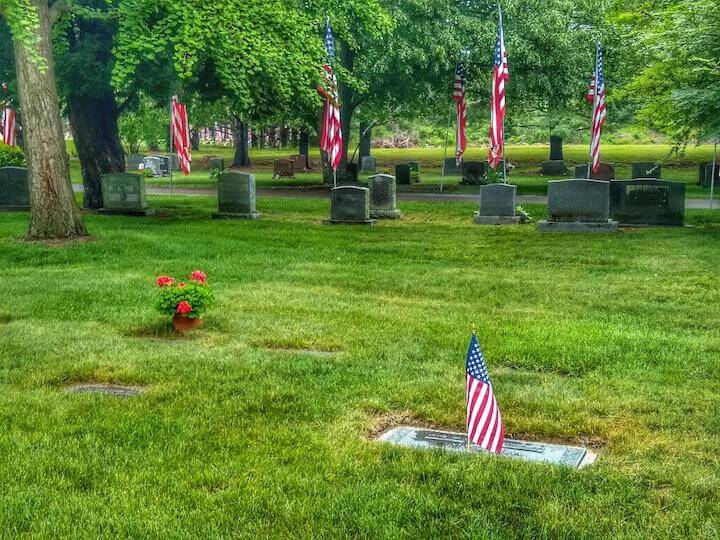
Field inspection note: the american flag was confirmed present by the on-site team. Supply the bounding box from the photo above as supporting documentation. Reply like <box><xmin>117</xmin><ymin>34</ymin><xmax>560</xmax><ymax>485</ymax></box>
<box><xmin>590</xmin><ymin>42</ymin><xmax>606</xmax><ymax>174</ymax></box>
<box><xmin>586</xmin><ymin>76</ymin><xmax>596</xmax><ymax>103</ymax></box>
<box><xmin>453</xmin><ymin>64</ymin><xmax>467</xmax><ymax>167</ymax></box>
<box><xmin>2</xmin><ymin>103</ymin><xmax>16</xmax><ymax>146</ymax></box>
<box><xmin>466</xmin><ymin>333</ymin><xmax>504</xmax><ymax>454</ymax></box>
<box><xmin>171</xmin><ymin>96</ymin><xmax>191</xmax><ymax>175</ymax></box>
<box><xmin>488</xmin><ymin>10</ymin><xmax>509</xmax><ymax>170</ymax></box>
<box><xmin>318</xmin><ymin>18</ymin><xmax>343</xmax><ymax>172</ymax></box>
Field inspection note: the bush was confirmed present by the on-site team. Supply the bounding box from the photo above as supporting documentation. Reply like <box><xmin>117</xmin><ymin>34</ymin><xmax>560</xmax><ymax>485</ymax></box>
<box><xmin>0</xmin><ymin>143</ymin><xmax>25</xmax><ymax>167</ymax></box>
<box><xmin>154</xmin><ymin>271</ymin><xmax>215</xmax><ymax>319</ymax></box>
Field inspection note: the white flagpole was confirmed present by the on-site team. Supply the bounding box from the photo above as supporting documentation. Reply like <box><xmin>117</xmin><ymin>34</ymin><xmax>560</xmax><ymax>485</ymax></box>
<box><xmin>711</xmin><ymin>137</ymin><xmax>718</xmax><ymax>210</ymax></box>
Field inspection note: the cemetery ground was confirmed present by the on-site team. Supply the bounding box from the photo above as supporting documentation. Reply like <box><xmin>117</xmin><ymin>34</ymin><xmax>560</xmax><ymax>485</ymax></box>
<box><xmin>1</xmin><ymin>194</ymin><xmax>719</xmax><ymax>536</ymax></box>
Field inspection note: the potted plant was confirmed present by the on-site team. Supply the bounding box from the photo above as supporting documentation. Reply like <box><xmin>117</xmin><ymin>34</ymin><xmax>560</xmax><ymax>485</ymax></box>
<box><xmin>154</xmin><ymin>271</ymin><xmax>215</xmax><ymax>334</ymax></box>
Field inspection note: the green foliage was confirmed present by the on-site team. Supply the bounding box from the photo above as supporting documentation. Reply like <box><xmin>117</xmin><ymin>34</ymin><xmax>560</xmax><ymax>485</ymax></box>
<box><xmin>154</xmin><ymin>274</ymin><xmax>215</xmax><ymax>319</ymax></box>
<box><xmin>0</xmin><ymin>0</ymin><xmax>44</xmax><ymax>68</ymax></box>
<box><xmin>118</xmin><ymin>94</ymin><xmax>169</xmax><ymax>154</ymax></box>
<box><xmin>0</xmin><ymin>143</ymin><xmax>25</xmax><ymax>167</ymax></box>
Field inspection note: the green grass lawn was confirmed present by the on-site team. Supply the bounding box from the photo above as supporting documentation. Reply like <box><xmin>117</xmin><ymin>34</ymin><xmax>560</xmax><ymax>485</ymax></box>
<box><xmin>1</xmin><ymin>197</ymin><xmax>719</xmax><ymax>536</ymax></box>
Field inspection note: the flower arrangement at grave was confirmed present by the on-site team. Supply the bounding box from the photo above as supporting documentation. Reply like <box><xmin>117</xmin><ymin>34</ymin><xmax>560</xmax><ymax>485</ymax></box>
<box><xmin>154</xmin><ymin>271</ymin><xmax>215</xmax><ymax>333</ymax></box>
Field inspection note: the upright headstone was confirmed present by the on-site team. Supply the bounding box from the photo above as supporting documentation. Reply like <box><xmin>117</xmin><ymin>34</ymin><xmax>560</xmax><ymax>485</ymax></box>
<box><xmin>325</xmin><ymin>185</ymin><xmax>375</xmax><ymax>225</ymax></box>
<box><xmin>574</xmin><ymin>163</ymin><xmax>615</xmax><ymax>181</ymax></box>
<box><xmin>701</xmin><ymin>163</ymin><xmax>720</xmax><ymax>188</ymax></box>
<box><xmin>369</xmin><ymin>174</ymin><xmax>401</xmax><ymax>219</ymax></box>
<box><xmin>143</xmin><ymin>156</ymin><xmax>163</xmax><ymax>177</ymax></box>
<box><xmin>289</xmin><ymin>155</ymin><xmax>308</xmax><ymax>173</ymax></box>
<box><xmin>550</xmin><ymin>135</ymin><xmax>564</xmax><ymax>161</ymax></box>
<box><xmin>127</xmin><ymin>154</ymin><xmax>145</xmax><ymax>171</ymax></box>
<box><xmin>0</xmin><ymin>166</ymin><xmax>29</xmax><ymax>211</ymax></box>
<box><xmin>99</xmin><ymin>173</ymin><xmax>154</xmax><ymax>216</ymax></box>
<box><xmin>610</xmin><ymin>179</ymin><xmax>685</xmax><ymax>226</ymax></box>
<box><xmin>443</xmin><ymin>157</ymin><xmax>460</xmax><ymax>176</ymax></box>
<box><xmin>474</xmin><ymin>183</ymin><xmax>520</xmax><ymax>225</ymax></box>
<box><xmin>538</xmin><ymin>179</ymin><xmax>618</xmax><ymax>233</ymax></box>
<box><xmin>542</xmin><ymin>137</ymin><xmax>568</xmax><ymax>175</ymax></box>
<box><xmin>360</xmin><ymin>156</ymin><xmax>377</xmax><ymax>173</ymax></box>
<box><xmin>209</xmin><ymin>158</ymin><xmax>225</xmax><ymax>171</ymax></box>
<box><xmin>631</xmin><ymin>162</ymin><xmax>661</xmax><ymax>179</ymax></box>
<box><xmin>151</xmin><ymin>156</ymin><xmax>170</xmax><ymax>176</ymax></box>
<box><xmin>461</xmin><ymin>162</ymin><xmax>487</xmax><ymax>185</ymax></box>
<box><xmin>396</xmin><ymin>163</ymin><xmax>412</xmax><ymax>185</ymax></box>
<box><xmin>212</xmin><ymin>172</ymin><xmax>261</xmax><ymax>220</ymax></box>
<box><xmin>273</xmin><ymin>159</ymin><xmax>295</xmax><ymax>179</ymax></box>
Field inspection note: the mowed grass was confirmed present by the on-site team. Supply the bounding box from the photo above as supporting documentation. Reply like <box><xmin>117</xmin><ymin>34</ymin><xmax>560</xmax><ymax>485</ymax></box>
<box><xmin>1</xmin><ymin>197</ymin><xmax>720</xmax><ymax>537</ymax></box>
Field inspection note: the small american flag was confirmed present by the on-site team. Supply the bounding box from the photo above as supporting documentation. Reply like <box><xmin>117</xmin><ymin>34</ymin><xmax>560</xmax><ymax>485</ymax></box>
<box><xmin>466</xmin><ymin>333</ymin><xmax>504</xmax><ymax>454</ymax></box>
<box><xmin>590</xmin><ymin>42</ymin><xmax>606</xmax><ymax>174</ymax></box>
<box><xmin>453</xmin><ymin>63</ymin><xmax>467</xmax><ymax>167</ymax></box>
<box><xmin>171</xmin><ymin>96</ymin><xmax>191</xmax><ymax>175</ymax></box>
<box><xmin>488</xmin><ymin>10</ymin><xmax>509</xmax><ymax>170</ymax></box>
<box><xmin>318</xmin><ymin>18</ymin><xmax>343</xmax><ymax>172</ymax></box>
<box><xmin>2</xmin><ymin>103</ymin><xmax>16</xmax><ymax>146</ymax></box>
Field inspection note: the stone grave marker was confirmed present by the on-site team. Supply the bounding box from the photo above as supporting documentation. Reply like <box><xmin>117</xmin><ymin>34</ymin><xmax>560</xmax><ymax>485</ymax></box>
<box><xmin>273</xmin><ymin>159</ymin><xmax>295</xmax><ymax>179</ymax></box>
<box><xmin>542</xmin><ymin>138</ymin><xmax>568</xmax><ymax>176</ymax></box>
<box><xmin>360</xmin><ymin>156</ymin><xmax>377</xmax><ymax>173</ymax></box>
<box><xmin>325</xmin><ymin>185</ymin><xmax>375</xmax><ymax>225</ymax></box>
<box><xmin>538</xmin><ymin>179</ymin><xmax>618</xmax><ymax>232</ymax></box>
<box><xmin>127</xmin><ymin>154</ymin><xmax>145</xmax><ymax>171</ymax></box>
<box><xmin>610</xmin><ymin>179</ymin><xmax>685</xmax><ymax>226</ymax></box>
<box><xmin>550</xmin><ymin>135</ymin><xmax>564</xmax><ymax>161</ymax></box>
<box><xmin>574</xmin><ymin>162</ymin><xmax>615</xmax><ymax>181</ymax></box>
<box><xmin>461</xmin><ymin>161</ymin><xmax>487</xmax><ymax>185</ymax></box>
<box><xmin>99</xmin><ymin>173</ymin><xmax>155</xmax><ymax>216</ymax></box>
<box><xmin>143</xmin><ymin>156</ymin><xmax>164</xmax><ymax>177</ymax></box>
<box><xmin>632</xmin><ymin>162</ymin><xmax>661</xmax><ymax>179</ymax></box>
<box><xmin>0</xmin><ymin>166</ymin><xmax>29</xmax><ymax>211</ymax></box>
<box><xmin>395</xmin><ymin>162</ymin><xmax>420</xmax><ymax>185</ymax></box>
<box><xmin>443</xmin><ymin>157</ymin><xmax>460</xmax><ymax>176</ymax></box>
<box><xmin>369</xmin><ymin>174</ymin><xmax>402</xmax><ymax>219</ymax></box>
<box><xmin>700</xmin><ymin>163</ymin><xmax>720</xmax><ymax>188</ymax></box>
<box><xmin>213</xmin><ymin>171</ymin><xmax>261</xmax><ymax>220</ymax></box>
<box><xmin>289</xmin><ymin>154</ymin><xmax>308</xmax><ymax>173</ymax></box>
<box><xmin>474</xmin><ymin>183</ymin><xmax>519</xmax><ymax>225</ymax></box>
<box><xmin>66</xmin><ymin>383</ymin><xmax>146</xmax><ymax>398</ymax></box>
<box><xmin>209</xmin><ymin>158</ymin><xmax>225</xmax><ymax>171</ymax></box>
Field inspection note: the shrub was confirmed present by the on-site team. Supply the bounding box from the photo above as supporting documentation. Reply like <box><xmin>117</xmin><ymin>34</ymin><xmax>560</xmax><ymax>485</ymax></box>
<box><xmin>154</xmin><ymin>271</ymin><xmax>215</xmax><ymax>319</ymax></box>
<box><xmin>0</xmin><ymin>143</ymin><xmax>26</xmax><ymax>167</ymax></box>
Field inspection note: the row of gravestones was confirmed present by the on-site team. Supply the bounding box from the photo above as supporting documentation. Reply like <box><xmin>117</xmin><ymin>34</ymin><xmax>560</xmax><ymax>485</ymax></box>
<box><xmin>127</xmin><ymin>155</ymin><xmax>180</xmax><ymax>176</ymax></box>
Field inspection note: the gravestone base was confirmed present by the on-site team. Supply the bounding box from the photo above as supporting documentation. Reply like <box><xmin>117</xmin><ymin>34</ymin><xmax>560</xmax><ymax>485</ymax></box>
<box><xmin>541</xmin><ymin>160</ymin><xmax>568</xmax><ymax>176</ymax></box>
<box><xmin>212</xmin><ymin>211</ymin><xmax>261</xmax><ymax>220</ymax></box>
<box><xmin>370</xmin><ymin>208</ymin><xmax>402</xmax><ymax>220</ymax></box>
<box><xmin>538</xmin><ymin>220</ymin><xmax>618</xmax><ymax>233</ymax></box>
<box><xmin>98</xmin><ymin>208</ymin><xmax>156</xmax><ymax>217</ymax></box>
<box><xmin>473</xmin><ymin>212</ymin><xmax>520</xmax><ymax>225</ymax></box>
<box><xmin>323</xmin><ymin>218</ymin><xmax>376</xmax><ymax>226</ymax></box>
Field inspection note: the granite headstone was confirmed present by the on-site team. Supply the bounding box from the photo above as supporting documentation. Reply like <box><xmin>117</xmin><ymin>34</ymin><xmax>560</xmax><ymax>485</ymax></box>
<box><xmin>700</xmin><ymin>163</ymin><xmax>720</xmax><ymax>188</ymax></box>
<box><xmin>289</xmin><ymin>154</ymin><xmax>308</xmax><ymax>173</ymax></box>
<box><xmin>461</xmin><ymin>161</ymin><xmax>487</xmax><ymax>185</ymax></box>
<box><xmin>360</xmin><ymin>156</ymin><xmax>377</xmax><ymax>173</ymax></box>
<box><xmin>325</xmin><ymin>185</ymin><xmax>375</xmax><ymax>225</ymax></box>
<box><xmin>209</xmin><ymin>158</ymin><xmax>225</xmax><ymax>171</ymax></box>
<box><xmin>273</xmin><ymin>159</ymin><xmax>295</xmax><ymax>179</ymax></box>
<box><xmin>550</xmin><ymin>135</ymin><xmax>564</xmax><ymax>161</ymax></box>
<box><xmin>0</xmin><ymin>166</ymin><xmax>29</xmax><ymax>211</ymax></box>
<box><xmin>631</xmin><ymin>162</ymin><xmax>661</xmax><ymax>179</ymax></box>
<box><xmin>99</xmin><ymin>173</ymin><xmax>154</xmax><ymax>216</ymax></box>
<box><xmin>610</xmin><ymin>179</ymin><xmax>685</xmax><ymax>226</ymax></box>
<box><xmin>538</xmin><ymin>179</ymin><xmax>618</xmax><ymax>232</ymax></box>
<box><xmin>213</xmin><ymin>171</ymin><xmax>261</xmax><ymax>220</ymax></box>
<box><xmin>474</xmin><ymin>183</ymin><xmax>519</xmax><ymax>225</ymax></box>
<box><xmin>574</xmin><ymin>162</ymin><xmax>615</xmax><ymax>181</ymax></box>
<box><xmin>369</xmin><ymin>174</ymin><xmax>401</xmax><ymax>219</ymax></box>
<box><xmin>443</xmin><ymin>157</ymin><xmax>460</xmax><ymax>176</ymax></box>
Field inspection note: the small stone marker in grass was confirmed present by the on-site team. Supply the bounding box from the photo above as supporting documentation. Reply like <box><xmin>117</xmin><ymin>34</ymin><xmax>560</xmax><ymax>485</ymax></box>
<box><xmin>378</xmin><ymin>426</ymin><xmax>596</xmax><ymax>469</ymax></box>
<box><xmin>273</xmin><ymin>159</ymin><xmax>295</xmax><ymax>179</ymax></box>
<box><xmin>574</xmin><ymin>162</ymin><xmax>615</xmax><ymax>181</ymax></box>
<box><xmin>325</xmin><ymin>185</ymin><xmax>376</xmax><ymax>225</ymax></box>
<box><xmin>209</xmin><ymin>158</ymin><xmax>225</xmax><ymax>171</ymax></box>
<box><xmin>289</xmin><ymin>154</ymin><xmax>308</xmax><ymax>173</ymax></box>
<box><xmin>474</xmin><ymin>183</ymin><xmax>520</xmax><ymax>225</ymax></box>
<box><xmin>0</xmin><ymin>166</ymin><xmax>29</xmax><ymax>211</ymax></box>
<box><xmin>610</xmin><ymin>179</ymin><xmax>685</xmax><ymax>226</ymax></box>
<box><xmin>66</xmin><ymin>383</ymin><xmax>146</xmax><ymax>398</ymax></box>
<box><xmin>631</xmin><ymin>162</ymin><xmax>661</xmax><ymax>179</ymax></box>
<box><xmin>538</xmin><ymin>179</ymin><xmax>618</xmax><ymax>233</ymax></box>
<box><xmin>213</xmin><ymin>171</ymin><xmax>261</xmax><ymax>220</ymax></box>
<box><xmin>369</xmin><ymin>174</ymin><xmax>402</xmax><ymax>219</ymax></box>
<box><xmin>99</xmin><ymin>173</ymin><xmax>155</xmax><ymax>216</ymax></box>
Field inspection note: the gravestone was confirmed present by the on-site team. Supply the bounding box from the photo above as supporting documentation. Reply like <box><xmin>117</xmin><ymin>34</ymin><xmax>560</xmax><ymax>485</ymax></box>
<box><xmin>325</xmin><ymin>185</ymin><xmax>375</xmax><ymax>225</ymax></box>
<box><xmin>443</xmin><ymin>157</ymin><xmax>460</xmax><ymax>176</ymax></box>
<box><xmin>127</xmin><ymin>154</ymin><xmax>145</xmax><ymax>171</ymax></box>
<box><xmin>461</xmin><ymin>161</ymin><xmax>487</xmax><ymax>185</ymax></box>
<box><xmin>542</xmin><ymin>139</ymin><xmax>568</xmax><ymax>176</ymax></box>
<box><xmin>99</xmin><ymin>173</ymin><xmax>154</xmax><ymax>216</ymax></box>
<box><xmin>474</xmin><ymin>183</ymin><xmax>519</xmax><ymax>225</ymax></box>
<box><xmin>700</xmin><ymin>163</ymin><xmax>720</xmax><ymax>188</ymax></box>
<box><xmin>538</xmin><ymin>179</ymin><xmax>618</xmax><ymax>232</ymax></box>
<box><xmin>273</xmin><ymin>159</ymin><xmax>295</xmax><ymax>179</ymax></box>
<box><xmin>360</xmin><ymin>156</ymin><xmax>377</xmax><ymax>173</ymax></box>
<box><xmin>396</xmin><ymin>163</ymin><xmax>412</xmax><ymax>185</ymax></box>
<box><xmin>632</xmin><ymin>162</ymin><xmax>661</xmax><ymax>179</ymax></box>
<box><xmin>143</xmin><ymin>156</ymin><xmax>164</xmax><ymax>177</ymax></box>
<box><xmin>152</xmin><ymin>156</ymin><xmax>171</xmax><ymax>176</ymax></box>
<box><xmin>209</xmin><ymin>158</ymin><xmax>225</xmax><ymax>171</ymax></box>
<box><xmin>66</xmin><ymin>383</ymin><xmax>146</xmax><ymax>397</ymax></box>
<box><xmin>369</xmin><ymin>174</ymin><xmax>402</xmax><ymax>219</ymax></box>
<box><xmin>289</xmin><ymin>154</ymin><xmax>308</xmax><ymax>173</ymax></box>
<box><xmin>0</xmin><ymin>166</ymin><xmax>29</xmax><ymax>211</ymax></box>
<box><xmin>212</xmin><ymin>172</ymin><xmax>261</xmax><ymax>220</ymax></box>
<box><xmin>610</xmin><ymin>179</ymin><xmax>685</xmax><ymax>226</ymax></box>
<box><xmin>550</xmin><ymin>135</ymin><xmax>564</xmax><ymax>161</ymax></box>
<box><xmin>574</xmin><ymin>162</ymin><xmax>615</xmax><ymax>181</ymax></box>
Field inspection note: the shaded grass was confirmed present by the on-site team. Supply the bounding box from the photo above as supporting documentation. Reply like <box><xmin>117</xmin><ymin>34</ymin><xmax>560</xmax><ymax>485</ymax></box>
<box><xmin>1</xmin><ymin>196</ymin><xmax>719</xmax><ymax>536</ymax></box>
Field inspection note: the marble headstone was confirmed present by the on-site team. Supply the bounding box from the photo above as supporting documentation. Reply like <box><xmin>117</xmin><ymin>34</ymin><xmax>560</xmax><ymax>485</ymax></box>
<box><xmin>610</xmin><ymin>179</ymin><xmax>685</xmax><ymax>226</ymax></box>
<box><xmin>99</xmin><ymin>173</ymin><xmax>154</xmax><ymax>216</ymax></box>
<box><xmin>538</xmin><ymin>179</ymin><xmax>618</xmax><ymax>232</ymax></box>
<box><xmin>0</xmin><ymin>166</ymin><xmax>29</xmax><ymax>211</ymax></box>
<box><xmin>631</xmin><ymin>162</ymin><xmax>661</xmax><ymax>179</ymax></box>
<box><xmin>369</xmin><ymin>174</ymin><xmax>401</xmax><ymax>219</ymax></box>
<box><xmin>574</xmin><ymin>163</ymin><xmax>615</xmax><ymax>181</ymax></box>
<box><xmin>325</xmin><ymin>185</ymin><xmax>375</xmax><ymax>225</ymax></box>
<box><xmin>474</xmin><ymin>183</ymin><xmax>519</xmax><ymax>225</ymax></box>
<box><xmin>213</xmin><ymin>172</ymin><xmax>261</xmax><ymax>219</ymax></box>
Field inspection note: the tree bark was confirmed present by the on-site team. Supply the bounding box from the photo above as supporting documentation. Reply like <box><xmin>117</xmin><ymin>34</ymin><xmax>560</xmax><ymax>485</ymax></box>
<box><xmin>232</xmin><ymin>119</ymin><xmax>251</xmax><ymax>167</ymax></box>
<box><xmin>299</xmin><ymin>128</ymin><xmax>310</xmax><ymax>169</ymax></box>
<box><xmin>190</xmin><ymin>130</ymin><xmax>200</xmax><ymax>151</ymax></box>
<box><xmin>13</xmin><ymin>1</ymin><xmax>87</xmax><ymax>239</ymax></box>
<box><xmin>67</xmin><ymin>90</ymin><xmax>125</xmax><ymax>209</ymax></box>
<box><xmin>359</xmin><ymin>122</ymin><xmax>372</xmax><ymax>160</ymax></box>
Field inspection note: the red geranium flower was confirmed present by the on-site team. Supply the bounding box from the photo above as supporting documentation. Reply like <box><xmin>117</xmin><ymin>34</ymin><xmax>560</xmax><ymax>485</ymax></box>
<box><xmin>191</xmin><ymin>270</ymin><xmax>207</xmax><ymax>283</ymax></box>
<box><xmin>157</xmin><ymin>276</ymin><xmax>175</xmax><ymax>287</ymax></box>
<box><xmin>176</xmin><ymin>301</ymin><xmax>192</xmax><ymax>314</ymax></box>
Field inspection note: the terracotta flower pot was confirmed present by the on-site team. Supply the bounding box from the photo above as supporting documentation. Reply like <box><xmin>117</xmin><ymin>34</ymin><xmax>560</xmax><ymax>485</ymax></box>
<box><xmin>172</xmin><ymin>314</ymin><xmax>203</xmax><ymax>334</ymax></box>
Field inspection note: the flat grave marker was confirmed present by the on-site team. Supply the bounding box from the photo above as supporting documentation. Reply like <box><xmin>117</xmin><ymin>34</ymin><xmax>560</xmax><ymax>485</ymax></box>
<box><xmin>66</xmin><ymin>383</ymin><xmax>147</xmax><ymax>398</ymax></box>
<box><xmin>631</xmin><ymin>162</ymin><xmax>661</xmax><ymax>179</ymax></box>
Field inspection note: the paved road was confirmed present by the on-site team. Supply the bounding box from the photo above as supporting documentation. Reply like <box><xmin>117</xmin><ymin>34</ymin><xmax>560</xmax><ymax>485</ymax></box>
<box><xmin>72</xmin><ymin>184</ymin><xmax>717</xmax><ymax>209</ymax></box>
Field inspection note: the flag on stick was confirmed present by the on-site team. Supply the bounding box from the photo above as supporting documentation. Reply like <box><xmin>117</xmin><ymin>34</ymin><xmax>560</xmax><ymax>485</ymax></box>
<box><xmin>466</xmin><ymin>333</ymin><xmax>504</xmax><ymax>454</ymax></box>
<box><xmin>590</xmin><ymin>42</ymin><xmax>606</xmax><ymax>174</ymax></box>
<box><xmin>2</xmin><ymin>103</ymin><xmax>16</xmax><ymax>146</ymax></box>
<box><xmin>453</xmin><ymin>63</ymin><xmax>467</xmax><ymax>167</ymax></box>
<box><xmin>171</xmin><ymin>96</ymin><xmax>191</xmax><ymax>176</ymax></box>
<box><xmin>488</xmin><ymin>9</ymin><xmax>509</xmax><ymax>170</ymax></box>
<box><xmin>318</xmin><ymin>19</ymin><xmax>343</xmax><ymax>172</ymax></box>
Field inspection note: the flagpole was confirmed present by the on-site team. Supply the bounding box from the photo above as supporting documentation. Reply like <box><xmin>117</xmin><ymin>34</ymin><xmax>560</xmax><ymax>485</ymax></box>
<box><xmin>711</xmin><ymin>137</ymin><xmax>718</xmax><ymax>210</ymax></box>
<box><xmin>169</xmin><ymin>100</ymin><xmax>174</xmax><ymax>196</ymax></box>
<box><xmin>441</xmin><ymin>108</ymin><xmax>452</xmax><ymax>192</ymax></box>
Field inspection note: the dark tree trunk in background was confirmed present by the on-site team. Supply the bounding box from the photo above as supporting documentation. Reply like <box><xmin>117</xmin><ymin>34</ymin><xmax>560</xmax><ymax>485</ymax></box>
<box><xmin>232</xmin><ymin>119</ymin><xmax>251</xmax><ymax>168</ymax></box>
<box><xmin>299</xmin><ymin>128</ymin><xmax>310</xmax><ymax>169</ymax></box>
<box><xmin>68</xmin><ymin>91</ymin><xmax>125</xmax><ymax>209</ymax></box>
<box><xmin>359</xmin><ymin>122</ymin><xmax>372</xmax><ymax>160</ymax></box>
<box><xmin>280</xmin><ymin>125</ymin><xmax>288</xmax><ymax>148</ymax></box>
<box><xmin>191</xmin><ymin>130</ymin><xmax>200</xmax><ymax>151</ymax></box>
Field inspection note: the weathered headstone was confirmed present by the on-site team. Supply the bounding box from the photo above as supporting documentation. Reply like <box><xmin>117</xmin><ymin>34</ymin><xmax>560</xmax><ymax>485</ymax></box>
<box><xmin>99</xmin><ymin>173</ymin><xmax>154</xmax><ymax>216</ymax></box>
<box><xmin>0</xmin><ymin>166</ymin><xmax>29</xmax><ymax>211</ymax></box>
<box><xmin>574</xmin><ymin>162</ymin><xmax>615</xmax><ymax>181</ymax></box>
<box><xmin>127</xmin><ymin>154</ymin><xmax>145</xmax><ymax>171</ymax></box>
<box><xmin>550</xmin><ymin>135</ymin><xmax>564</xmax><ymax>161</ymax></box>
<box><xmin>360</xmin><ymin>156</ymin><xmax>377</xmax><ymax>173</ymax></box>
<box><xmin>631</xmin><ymin>162</ymin><xmax>661</xmax><ymax>179</ymax></box>
<box><xmin>153</xmin><ymin>156</ymin><xmax>171</xmax><ymax>176</ymax></box>
<box><xmin>289</xmin><ymin>155</ymin><xmax>308</xmax><ymax>173</ymax></box>
<box><xmin>700</xmin><ymin>163</ymin><xmax>720</xmax><ymax>188</ymax></box>
<box><xmin>209</xmin><ymin>158</ymin><xmax>225</xmax><ymax>171</ymax></box>
<box><xmin>610</xmin><ymin>179</ymin><xmax>685</xmax><ymax>226</ymax></box>
<box><xmin>212</xmin><ymin>171</ymin><xmax>261</xmax><ymax>220</ymax></box>
<box><xmin>325</xmin><ymin>185</ymin><xmax>375</xmax><ymax>225</ymax></box>
<box><xmin>443</xmin><ymin>157</ymin><xmax>460</xmax><ymax>176</ymax></box>
<box><xmin>396</xmin><ymin>162</ymin><xmax>420</xmax><ymax>184</ymax></box>
<box><xmin>538</xmin><ymin>179</ymin><xmax>618</xmax><ymax>232</ymax></box>
<box><xmin>461</xmin><ymin>161</ymin><xmax>487</xmax><ymax>185</ymax></box>
<box><xmin>143</xmin><ymin>156</ymin><xmax>164</xmax><ymax>177</ymax></box>
<box><xmin>273</xmin><ymin>159</ymin><xmax>295</xmax><ymax>179</ymax></box>
<box><xmin>474</xmin><ymin>183</ymin><xmax>520</xmax><ymax>225</ymax></box>
<box><xmin>369</xmin><ymin>174</ymin><xmax>402</xmax><ymax>219</ymax></box>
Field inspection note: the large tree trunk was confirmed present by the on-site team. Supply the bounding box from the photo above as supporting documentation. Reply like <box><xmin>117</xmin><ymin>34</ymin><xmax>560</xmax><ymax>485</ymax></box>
<box><xmin>359</xmin><ymin>122</ymin><xmax>372</xmax><ymax>160</ymax></box>
<box><xmin>299</xmin><ymin>127</ymin><xmax>310</xmax><ymax>169</ymax></box>
<box><xmin>232</xmin><ymin>120</ymin><xmax>251</xmax><ymax>168</ymax></box>
<box><xmin>13</xmin><ymin>1</ymin><xmax>87</xmax><ymax>239</ymax></box>
<box><xmin>67</xmin><ymin>90</ymin><xmax>125</xmax><ymax>209</ymax></box>
<box><xmin>190</xmin><ymin>130</ymin><xmax>200</xmax><ymax>151</ymax></box>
